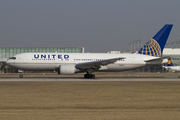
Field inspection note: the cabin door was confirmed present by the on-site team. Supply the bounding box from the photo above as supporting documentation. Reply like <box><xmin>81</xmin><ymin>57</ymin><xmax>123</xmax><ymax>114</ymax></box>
<box><xmin>23</xmin><ymin>56</ymin><xmax>28</xmax><ymax>63</ymax></box>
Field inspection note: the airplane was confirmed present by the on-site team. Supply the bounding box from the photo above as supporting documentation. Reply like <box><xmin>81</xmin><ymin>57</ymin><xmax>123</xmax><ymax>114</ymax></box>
<box><xmin>6</xmin><ymin>24</ymin><xmax>173</xmax><ymax>78</ymax></box>
<box><xmin>163</xmin><ymin>59</ymin><xmax>180</xmax><ymax>72</ymax></box>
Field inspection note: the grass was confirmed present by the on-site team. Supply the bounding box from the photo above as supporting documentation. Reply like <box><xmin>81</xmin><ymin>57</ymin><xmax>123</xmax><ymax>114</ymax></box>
<box><xmin>0</xmin><ymin>81</ymin><xmax>180</xmax><ymax>120</ymax></box>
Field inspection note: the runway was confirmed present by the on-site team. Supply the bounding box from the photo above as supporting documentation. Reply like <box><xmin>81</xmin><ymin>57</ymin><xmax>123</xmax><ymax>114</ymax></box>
<box><xmin>0</xmin><ymin>78</ymin><xmax>180</xmax><ymax>81</ymax></box>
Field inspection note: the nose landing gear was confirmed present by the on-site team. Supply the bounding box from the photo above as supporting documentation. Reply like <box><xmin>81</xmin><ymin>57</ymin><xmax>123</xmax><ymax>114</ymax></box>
<box><xmin>19</xmin><ymin>75</ymin><xmax>23</xmax><ymax>78</ymax></box>
<box><xmin>18</xmin><ymin>70</ymin><xmax>24</xmax><ymax>78</ymax></box>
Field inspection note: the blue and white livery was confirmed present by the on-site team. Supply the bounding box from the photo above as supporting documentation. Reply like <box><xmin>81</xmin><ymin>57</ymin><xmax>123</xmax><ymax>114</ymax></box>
<box><xmin>6</xmin><ymin>24</ymin><xmax>173</xmax><ymax>78</ymax></box>
<box><xmin>163</xmin><ymin>59</ymin><xmax>180</xmax><ymax>72</ymax></box>
<box><xmin>138</xmin><ymin>24</ymin><xmax>172</xmax><ymax>57</ymax></box>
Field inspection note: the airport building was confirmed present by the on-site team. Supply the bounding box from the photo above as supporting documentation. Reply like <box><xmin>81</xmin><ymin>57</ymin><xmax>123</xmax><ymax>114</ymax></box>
<box><xmin>162</xmin><ymin>48</ymin><xmax>180</xmax><ymax>66</ymax></box>
<box><xmin>0</xmin><ymin>47</ymin><xmax>84</xmax><ymax>73</ymax></box>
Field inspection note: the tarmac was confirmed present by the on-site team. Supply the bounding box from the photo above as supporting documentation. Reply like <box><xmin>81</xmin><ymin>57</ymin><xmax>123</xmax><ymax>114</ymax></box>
<box><xmin>0</xmin><ymin>78</ymin><xmax>180</xmax><ymax>81</ymax></box>
<box><xmin>0</xmin><ymin>72</ymin><xmax>180</xmax><ymax>78</ymax></box>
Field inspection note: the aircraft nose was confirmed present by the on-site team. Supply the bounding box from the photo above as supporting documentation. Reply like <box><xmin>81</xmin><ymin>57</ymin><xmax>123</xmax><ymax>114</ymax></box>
<box><xmin>6</xmin><ymin>59</ymin><xmax>11</xmax><ymax>65</ymax></box>
<box><xmin>6</xmin><ymin>60</ymin><xmax>9</xmax><ymax>64</ymax></box>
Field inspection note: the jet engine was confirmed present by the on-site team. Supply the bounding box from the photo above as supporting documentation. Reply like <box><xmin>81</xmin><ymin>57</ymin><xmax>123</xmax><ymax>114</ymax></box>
<box><xmin>58</xmin><ymin>64</ymin><xmax>76</xmax><ymax>75</ymax></box>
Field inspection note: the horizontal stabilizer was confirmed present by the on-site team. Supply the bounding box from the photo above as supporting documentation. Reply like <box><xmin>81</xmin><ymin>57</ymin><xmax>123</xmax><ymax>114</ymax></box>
<box><xmin>144</xmin><ymin>56</ymin><xmax>170</xmax><ymax>62</ymax></box>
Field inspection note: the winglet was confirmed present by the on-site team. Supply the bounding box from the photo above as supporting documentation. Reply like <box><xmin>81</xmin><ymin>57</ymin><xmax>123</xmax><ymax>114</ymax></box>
<box><xmin>138</xmin><ymin>24</ymin><xmax>173</xmax><ymax>57</ymax></box>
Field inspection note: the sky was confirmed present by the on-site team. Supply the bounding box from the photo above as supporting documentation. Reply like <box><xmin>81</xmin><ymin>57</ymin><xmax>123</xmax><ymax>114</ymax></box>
<box><xmin>0</xmin><ymin>0</ymin><xmax>180</xmax><ymax>53</ymax></box>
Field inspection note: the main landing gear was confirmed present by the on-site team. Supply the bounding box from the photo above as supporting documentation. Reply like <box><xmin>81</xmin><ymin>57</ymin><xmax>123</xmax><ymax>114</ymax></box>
<box><xmin>84</xmin><ymin>69</ymin><xmax>95</xmax><ymax>78</ymax></box>
<box><xmin>84</xmin><ymin>69</ymin><xmax>95</xmax><ymax>79</ymax></box>
<box><xmin>84</xmin><ymin>74</ymin><xmax>95</xmax><ymax>78</ymax></box>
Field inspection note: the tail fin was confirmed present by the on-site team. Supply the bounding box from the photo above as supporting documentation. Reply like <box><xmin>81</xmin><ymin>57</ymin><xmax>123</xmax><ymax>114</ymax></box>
<box><xmin>167</xmin><ymin>59</ymin><xmax>174</xmax><ymax>66</ymax></box>
<box><xmin>138</xmin><ymin>24</ymin><xmax>173</xmax><ymax>57</ymax></box>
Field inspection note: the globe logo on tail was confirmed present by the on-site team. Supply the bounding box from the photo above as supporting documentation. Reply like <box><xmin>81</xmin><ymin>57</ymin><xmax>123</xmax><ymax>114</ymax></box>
<box><xmin>138</xmin><ymin>38</ymin><xmax>161</xmax><ymax>57</ymax></box>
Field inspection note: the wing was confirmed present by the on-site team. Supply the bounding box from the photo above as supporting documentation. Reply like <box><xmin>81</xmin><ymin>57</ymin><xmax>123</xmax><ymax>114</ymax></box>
<box><xmin>76</xmin><ymin>57</ymin><xmax>125</xmax><ymax>70</ymax></box>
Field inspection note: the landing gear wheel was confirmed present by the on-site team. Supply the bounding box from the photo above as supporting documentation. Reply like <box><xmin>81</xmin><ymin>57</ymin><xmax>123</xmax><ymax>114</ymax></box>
<box><xmin>91</xmin><ymin>74</ymin><xmax>95</xmax><ymax>79</ymax></box>
<box><xmin>84</xmin><ymin>74</ymin><xmax>95</xmax><ymax>79</ymax></box>
<box><xmin>19</xmin><ymin>75</ymin><xmax>23</xmax><ymax>78</ymax></box>
<box><xmin>84</xmin><ymin>74</ymin><xmax>88</xmax><ymax>78</ymax></box>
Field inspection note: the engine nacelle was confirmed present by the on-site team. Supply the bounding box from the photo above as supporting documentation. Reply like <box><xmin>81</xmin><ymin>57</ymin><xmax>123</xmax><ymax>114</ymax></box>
<box><xmin>59</xmin><ymin>64</ymin><xmax>76</xmax><ymax>75</ymax></box>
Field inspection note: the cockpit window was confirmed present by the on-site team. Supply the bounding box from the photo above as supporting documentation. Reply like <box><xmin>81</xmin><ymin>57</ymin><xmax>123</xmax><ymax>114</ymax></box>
<box><xmin>10</xmin><ymin>57</ymin><xmax>16</xmax><ymax>60</ymax></box>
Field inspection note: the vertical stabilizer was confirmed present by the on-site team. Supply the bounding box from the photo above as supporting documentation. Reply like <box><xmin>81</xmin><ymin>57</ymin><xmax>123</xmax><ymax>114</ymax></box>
<box><xmin>167</xmin><ymin>59</ymin><xmax>174</xmax><ymax>66</ymax></box>
<box><xmin>138</xmin><ymin>24</ymin><xmax>173</xmax><ymax>57</ymax></box>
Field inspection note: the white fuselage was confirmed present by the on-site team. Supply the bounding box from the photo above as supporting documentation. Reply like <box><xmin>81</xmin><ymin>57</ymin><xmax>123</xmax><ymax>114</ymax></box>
<box><xmin>164</xmin><ymin>66</ymin><xmax>180</xmax><ymax>72</ymax></box>
<box><xmin>6</xmin><ymin>52</ymin><xmax>166</xmax><ymax>72</ymax></box>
